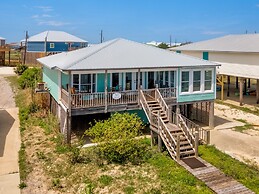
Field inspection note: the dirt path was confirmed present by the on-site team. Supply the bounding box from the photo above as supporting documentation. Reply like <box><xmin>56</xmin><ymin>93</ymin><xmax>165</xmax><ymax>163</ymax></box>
<box><xmin>211</xmin><ymin>103</ymin><xmax>259</xmax><ymax>166</ymax></box>
<box><xmin>0</xmin><ymin>68</ymin><xmax>21</xmax><ymax>194</ymax></box>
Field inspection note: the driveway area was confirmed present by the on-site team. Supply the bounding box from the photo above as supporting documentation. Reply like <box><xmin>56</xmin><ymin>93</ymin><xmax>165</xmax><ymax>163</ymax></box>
<box><xmin>0</xmin><ymin>67</ymin><xmax>20</xmax><ymax>194</ymax></box>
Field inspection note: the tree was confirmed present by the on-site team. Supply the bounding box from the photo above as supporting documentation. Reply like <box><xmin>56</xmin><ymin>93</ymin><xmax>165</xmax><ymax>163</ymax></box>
<box><xmin>86</xmin><ymin>113</ymin><xmax>149</xmax><ymax>164</ymax></box>
<box><xmin>157</xmin><ymin>42</ymin><xmax>169</xmax><ymax>49</ymax></box>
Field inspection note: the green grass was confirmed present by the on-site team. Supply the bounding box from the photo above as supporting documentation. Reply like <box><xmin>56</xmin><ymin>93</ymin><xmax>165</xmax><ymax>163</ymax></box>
<box><xmin>147</xmin><ymin>152</ymin><xmax>212</xmax><ymax>194</ymax></box>
<box><xmin>98</xmin><ymin>175</ymin><xmax>113</xmax><ymax>186</ymax></box>
<box><xmin>233</xmin><ymin>118</ymin><xmax>254</xmax><ymax>132</ymax></box>
<box><xmin>199</xmin><ymin>145</ymin><xmax>259</xmax><ymax>193</ymax></box>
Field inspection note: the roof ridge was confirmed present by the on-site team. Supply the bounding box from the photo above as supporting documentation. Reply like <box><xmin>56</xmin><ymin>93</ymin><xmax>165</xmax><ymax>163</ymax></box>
<box><xmin>64</xmin><ymin>38</ymin><xmax>120</xmax><ymax>69</ymax></box>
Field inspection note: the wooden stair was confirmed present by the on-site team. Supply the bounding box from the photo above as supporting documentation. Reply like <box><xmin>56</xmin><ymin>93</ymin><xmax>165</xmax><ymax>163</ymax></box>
<box><xmin>145</xmin><ymin>97</ymin><xmax>195</xmax><ymax>159</ymax></box>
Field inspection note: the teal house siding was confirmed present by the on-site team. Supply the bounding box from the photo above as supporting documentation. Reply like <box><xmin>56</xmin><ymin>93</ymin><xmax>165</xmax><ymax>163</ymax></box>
<box><xmin>203</xmin><ymin>52</ymin><xmax>209</xmax><ymax>60</ymax></box>
<box><xmin>114</xmin><ymin>109</ymin><xmax>149</xmax><ymax>125</ymax></box>
<box><xmin>176</xmin><ymin>50</ymin><xmax>181</xmax><ymax>54</ymax></box>
<box><xmin>43</xmin><ymin>66</ymin><xmax>59</xmax><ymax>102</ymax></box>
<box><xmin>177</xmin><ymin>93</ymin><xmax>215</xmax><ymax>103</ymax></box>
<box><xmin>61</xmin><ymin>72</ymin><xmax>69</xmax><ymax>89</ymax></box>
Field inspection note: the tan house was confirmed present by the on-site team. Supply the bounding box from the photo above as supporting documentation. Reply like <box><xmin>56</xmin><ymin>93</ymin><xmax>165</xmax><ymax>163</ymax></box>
<box><xmin>170</xmin><ymin>34</ymin><xmax>259</xmax><ymax>105</ymax></box>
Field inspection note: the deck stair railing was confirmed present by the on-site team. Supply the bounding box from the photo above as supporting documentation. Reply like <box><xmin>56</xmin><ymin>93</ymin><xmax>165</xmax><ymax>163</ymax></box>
<box><xmin>140</xmin><ymin>88</ymin><xmax>198</xmax><ymax>160</ymax></box>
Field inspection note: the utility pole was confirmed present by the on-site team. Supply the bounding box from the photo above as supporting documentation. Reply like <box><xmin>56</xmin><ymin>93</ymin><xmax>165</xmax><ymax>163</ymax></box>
<box><xmin>23</xmin><ymin>31</ymin><xmax>28</xmax><ymax>64</ymax></box>
<box><xmin>100</xmin><ymin>30</ymin><xmax>103</xmax><ymax>43</ymax></box>
<box><xmin>169</xmin><ymin>35</ymin><xmax>172</xmax><ymax>47</ymax></box>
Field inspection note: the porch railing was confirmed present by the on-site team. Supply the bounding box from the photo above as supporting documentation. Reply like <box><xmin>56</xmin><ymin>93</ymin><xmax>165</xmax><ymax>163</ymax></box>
<box><xmin>159</xmin><ymin>87</ymin><xmax>176</xmax><ymax>99</ymax></box>
<box><xmin>61</xmin><ymin>87</ymin><xmax>176</xmax><ymax>109</ymax></box>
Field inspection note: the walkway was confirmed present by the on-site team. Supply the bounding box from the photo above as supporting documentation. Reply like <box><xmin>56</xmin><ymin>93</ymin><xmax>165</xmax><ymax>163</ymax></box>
<box><xmin>178</xmin><ymin>157</ymin><xmax>254</xmax><ymax>194</ymax></box>
<box><xmin>0</xmin><ymin>67</ymin><xmax>20</xmax><ymax>194</ymax></box>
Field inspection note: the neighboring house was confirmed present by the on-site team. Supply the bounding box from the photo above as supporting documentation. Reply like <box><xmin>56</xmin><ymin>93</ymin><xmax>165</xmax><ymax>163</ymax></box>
<box><xmin>171</xmin><ymin>34</ymin><xmax>259</xmax><ymax>105</ymax></box>
<box><xmin>22</xmin><ymin>31</ymin><xmax>88</xmax><ymax>64</ymax></box>
<box><xmin>38</xmin><ymin>38</ymin><xmax>218</xmax><ymax>160</ymax></box>
<box><xmin>0</xmin><ymin>37</ymin><xmax>5</xmax><ymax>46</ymax></box>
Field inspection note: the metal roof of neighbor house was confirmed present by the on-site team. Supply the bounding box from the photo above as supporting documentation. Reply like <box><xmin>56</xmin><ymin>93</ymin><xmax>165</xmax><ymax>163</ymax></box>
<box><xmin>217</xmin><ymin>62</ymin><xmax>259</xmax><ymax>79</ymax></box>
<box><xmin>170</xmin><ymin>34</ymin><xmax>259</xmax><ymax>53</ymax></box>
<box><xmin>37</xmin><ymin>38</ymin><xmax>218</xmax><ymax>71</ymax></box>
<box><xmin>0</xmin><ymin>37</ymin><xmax>5</xmax><ymax>40</ymax></box>
<box><xmin>26</xmin><ymin>31</ymin><xmax>87</xmax><ymax>43</ymax></box>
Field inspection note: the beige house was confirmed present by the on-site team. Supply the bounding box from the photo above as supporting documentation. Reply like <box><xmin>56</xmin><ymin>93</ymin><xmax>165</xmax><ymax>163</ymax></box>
<box><xmin>170</xmin><ymin>34</ymin><xmax>259</xmax><ymax>105</ymax></box>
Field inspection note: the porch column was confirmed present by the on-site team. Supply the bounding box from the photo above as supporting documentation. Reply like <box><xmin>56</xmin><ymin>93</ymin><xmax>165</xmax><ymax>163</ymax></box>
<box><xmin>236</xmin><ymin>77</ymin><xmax>239</xmax><ymax>89</ymax></box>
<box><xmin>137</xmin><ymin>68</ymin><xmax>141</xmax><ymax>106</ymax></box>
<box><xmin>209</xmin><ymin>101</ymin><xmax>214</xmax><ymax>129</ymax></box>
<box><xmin>227</xmin><ymin>76</ymin><xmax>230</xmax><ymax>97</ymax></box>
<box><xmin>244</xmin><ymin>79</ymin><xmax>247</xmax><ymax>95</ymax></box>
<box><xmin>221</xmin><ymin>75</ymin><xmax>224</xmax><ymax>101</ymax></box>
<box><xmin>176</xmin><ymin>104</ymin><xmax>180</xmax><ymax>125</ymax></box>
<box><xmin>256</xmin><ymin>79</ymin><xmax>259</xmax><ymax>104</ymax></box>
<box><xmin>105</xmin><ymin>70</ymin><xmax>108</xmax><ymax>112</ymax></box>
<box><xmin>66</xmin><ymin>71</ymin><xmax>72</xmax><ymax>144</ymax></box>
<box><xmin>248</xmin><ymin>78</ymin><xmax>251</xmax><ymax>88</ymax></box>
<box><xmin>239</xmin><ymin>78</ymin><xmax>244</xmax><ymax>106</ymax></box>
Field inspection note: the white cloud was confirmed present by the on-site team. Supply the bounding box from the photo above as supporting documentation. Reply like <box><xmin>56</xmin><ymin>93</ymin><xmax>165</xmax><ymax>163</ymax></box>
<box><xmin>202</xmin><ymin>31</ymin><xmax>225</xmax><ymax>35</ymax></box>
<box><xmin>38</xmin><ymin>20</ymin><xmax>70</xmax><ymax>27</ymax></box>
<box><xmin>35</xmin><ymin>6</ymin><xmax>53</xmax><ymax>12</ymax></box>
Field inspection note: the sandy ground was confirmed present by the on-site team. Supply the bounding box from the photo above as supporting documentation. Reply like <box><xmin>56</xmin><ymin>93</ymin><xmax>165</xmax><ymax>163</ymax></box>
<box><xmin>211</xmin><ymin>103</ymin><xmax>259</xmax><ymax>166</ymax></box>
<box><xmin>0</xmin><ymin>67</ymin><xmax>21</xmax><ymax>194</ymax></box>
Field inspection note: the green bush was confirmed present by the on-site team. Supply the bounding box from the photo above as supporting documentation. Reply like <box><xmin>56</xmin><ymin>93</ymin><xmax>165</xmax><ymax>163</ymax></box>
<box><xmin>14</xmin><ymin>64</ymin><xmax>28</xmax><ymax>75</ymax></box>
<box><xmin>18</xmin><ymin>67</ymin><xmax>41</xmax><ymax>89</ymax></box>
<box><xmin>86</xmin><ymin>113</ymin><xmax>150</xmax><ymax>164</ymax></box>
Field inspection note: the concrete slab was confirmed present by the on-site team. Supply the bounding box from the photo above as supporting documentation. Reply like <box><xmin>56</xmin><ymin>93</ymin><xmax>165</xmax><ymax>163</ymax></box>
<box><xmin>0</xmin><ymin>66</ymin><xmax>15</xmax><ymax>76</ymax></box>
<box><xmin>0</xmin><ymin>173</ymin><xmax>20</xmax><ymax>194</ymax></box>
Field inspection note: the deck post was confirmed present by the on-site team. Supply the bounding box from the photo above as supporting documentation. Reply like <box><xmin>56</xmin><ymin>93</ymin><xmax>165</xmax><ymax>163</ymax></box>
<box><xmin>168</xmin><ymin>106</ymin><xmax>172</xmax><ymax>123</ymax></box>
<box><xmin>236</xmin><ymin>77</ymin><xmax>238</xmax><ymax>89</ymax></box>
<box><xmin>176</xmin><ymin>135</ymin><xmax>180</xmax><ymax>161</ymax></box>
<box><xmin>195</xmin><ymin>131</ymin><xmax>199</xmax><ymax>157</ymax></box>
<box><xmin>227</xmin><ymin>76</ymin><xmax>230</xmax><ymax>97</ymax></box>
<box><xmin>209</xmin><ymin>101</ymin><xmax>214</xmax><ymax>129</ymax></box>
<box><xmin>104</xmin><ymin>70</ymin><xmax>108</xmax><ymax>112</ymax></box>
<box><xmin>150</xmin><ymin>130</ymin><xmax>154</xmax><ymax>147</ymax></box>
<box><xmin>157</xmin><ymin>111</ymin><xmax>162</xmax><ymax>152</ymax></box>
<box><xmin>256</xmin><ymin>79</ymin><xmax>259</xmax><ymax>104</ymax></box>
<box><xmin>221</xmin><ymin>75</ymin><xmax>224</xmax><ymax>101</ymax></box>
<box><xmin>244</xmin><ymin>79</ymin><xmax>247</xmax><ymax>95</ymax></box>
<box><xmin>155</xmin><ymin>84</ymin><xmax>158</xmax><ymax>100</ymax></box>
<box><xmin>206</xmin><ymin>130</ymin><xmax>210</xmax><ymax>144</ymax></box>
<box><xmin>137</xmin><ymin>68</ymin><xmax>141</xmax><ymax>107</ymax></box>
<box><xmin>239</xmin><ymin>77</ymin><xmax>244</xmax><ymax>106</ymax></box>
<box><xmin>66</xmin><ymin>71</ymin><xmax>72</xmax><ymax>144</ymax></box>
<box><xmin>248</xmin><ymin>78</ymin><xmax>251</xmax><ymax>88</ymax></box>
<box><xmin>176</xmin><ymin>104</ymin><xmax>180</xmax><ymax>125</ymax></box>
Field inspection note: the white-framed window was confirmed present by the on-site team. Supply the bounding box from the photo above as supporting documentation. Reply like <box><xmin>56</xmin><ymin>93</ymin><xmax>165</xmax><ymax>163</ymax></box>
<box><xmin>193</xmin><ymin>71</ymin><xmax>201</xmax><ymax>92</ymax></box>
<box><xmin>72</xmin><ymin>73</ymin><xmax>96</xmax><ymax>93</ymax></box>
<box><xmin>204</xmin><ymin>70</ymin><xmax>212</xmax><ymax>91</ymax></box>
<box><xmin>50</xmin><ymin>43</ymin><xmax>55</xmax><ymax>48</ymax></box>
<box><xmin>180</xmin><ymin>68</ymin><xmax>214</xmax><ymax>94</ymax></box>
<box><xmin>181</xmin><ymin>71</ymin><xmax>190</xmax><ymax>93</ymax></box>
<box><xmin>170</xmin><ymin>71</ymin><xmax>175</xmax><ymax>88</ymax></box>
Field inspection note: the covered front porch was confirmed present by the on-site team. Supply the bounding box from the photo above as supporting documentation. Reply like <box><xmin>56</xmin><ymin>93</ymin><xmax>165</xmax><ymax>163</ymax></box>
<box><xmin>59</xmin><ymin>68</ymin><xmax>177</xmax><ymax>115</ymax></box>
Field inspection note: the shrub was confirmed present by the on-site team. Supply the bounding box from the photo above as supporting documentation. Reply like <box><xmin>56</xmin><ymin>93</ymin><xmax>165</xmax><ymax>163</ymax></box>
<box><xmin>18</xmin><ymin>67</ymin><xmax>41</xmax><ymax>89</ymax></box>
<box><xmin>86</xmin><ymin>113</ymin><xmax>150</xmax><ymax>164</ymax></box>
<box><xmin>14</xmin><ymin>64</ymin><xmax>28</xmax><ymax>75</ymax></box>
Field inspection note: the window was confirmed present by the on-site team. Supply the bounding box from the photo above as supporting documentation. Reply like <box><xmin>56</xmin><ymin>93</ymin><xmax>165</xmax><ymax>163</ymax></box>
<box><xmin>205</xmin><ymin>70</ymin><xmax>212</xmax><ymax>91</ymax></box>
<box><xmin>170</xmin><ymin>71</ymin><xmax>175</xmax><ymax>88</ymax></box>
<box><xmin>73</xmin><ymin>74</ymin><xmax>79</xmax><ymax>92</ymax></box>
<box><xmin>165</xmin><ymin>71</ymin><xmax>169</xmax><ymax>87</ymax></box>
<box><xmin>125</xmin><ymin>72</ymin><xmax>132</xmax><ymax>90</ymax></box>
<box><xmin>181</xmin><ymin>71</ymin><xmax>189</xmax><ymax>92</ymax></box>
<box><xmin>72</xmin><ymin>74</ymin><xmax>96</xmax><ymax>93</ymax></box>
<box><xmin>50</xmin><ymin>43</ymin><xmax>55</xmax><ymax>48</ymax></box>
<box><xmin>193</xmin><ymin>71</ymin><xmax>201</xmax><ymax>92</ymax></box>
<box><xmin>136</xmin><ymin>72</ymin><xmax>143</xmax><ymax>89</ymax></box>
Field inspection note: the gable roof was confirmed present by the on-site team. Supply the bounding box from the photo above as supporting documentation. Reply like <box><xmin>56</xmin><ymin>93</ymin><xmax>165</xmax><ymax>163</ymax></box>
<box><xmin>37</xmin><ymin>38</ymin><xmax>218</xmax><ymax>71</ymax></box>
<box><xmin>27</xmin><ymin>31</ymin><xmax>87</xmax><ymax>43</ymax></box>
<box><xmin>170</xmin><ymin>34</ymin><xmax>259</xmax><ymax>53</ymax></box>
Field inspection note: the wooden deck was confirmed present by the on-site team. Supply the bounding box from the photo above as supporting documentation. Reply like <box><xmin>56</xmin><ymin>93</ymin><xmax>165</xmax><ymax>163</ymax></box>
<box><xmin>178</xmin><ymin>157</ymin><xmax>254</xmax><ymax>194</ymax></box>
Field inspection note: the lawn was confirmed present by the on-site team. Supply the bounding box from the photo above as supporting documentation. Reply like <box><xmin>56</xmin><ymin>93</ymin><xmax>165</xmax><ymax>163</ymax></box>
<box><xmin>199</xmin><ymin>145</ymin><xmax>259</xmax><ymax>193</ymax></box>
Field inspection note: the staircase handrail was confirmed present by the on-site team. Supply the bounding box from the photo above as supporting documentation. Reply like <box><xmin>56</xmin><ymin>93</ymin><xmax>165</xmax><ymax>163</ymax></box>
<box><xmin>178</xmin><ymin>114</ymin><xmax>195</xmax><ymax>148</ymax></box>
<box><xmin>155</xmin><ymin>88</ymin><xmax>169</xmax><ymax>117</ymax></box>
<box><xmin>139</xmin><ymin>89</ymin><xmax>153</xmax><ymax>124</ymax></box>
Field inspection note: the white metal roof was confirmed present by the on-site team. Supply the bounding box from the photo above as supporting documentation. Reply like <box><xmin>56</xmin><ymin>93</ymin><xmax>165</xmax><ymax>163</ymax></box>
<box><xmin>170</xmin><ymin>34</ymin><xmax>259</xmax><ymax>53</ymax></box>
<box><xmin>27</xmin><ymin>31</ymin><xmax>87</xmax><ymax>43</ymax></box>
<box><xmin>0</xmin><ymin>37</ymin><xmax>5</xmax><ymax>40</ymax></box>
<box><xmin>216</xmin><ymin>62</ymin><xmax>259</xmax><ymax>79</ymax></box>
<box><xmin>37</xmin><ymin>38</ymin><xmax>218</xmax><ymax>71</ymax></box>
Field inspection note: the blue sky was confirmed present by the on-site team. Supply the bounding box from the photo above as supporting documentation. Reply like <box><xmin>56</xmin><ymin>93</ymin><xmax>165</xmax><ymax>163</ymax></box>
<box><xmin>1</xmin><ymin>0</ymin><xmax>259</xmax><ymax>43</ymax></box>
